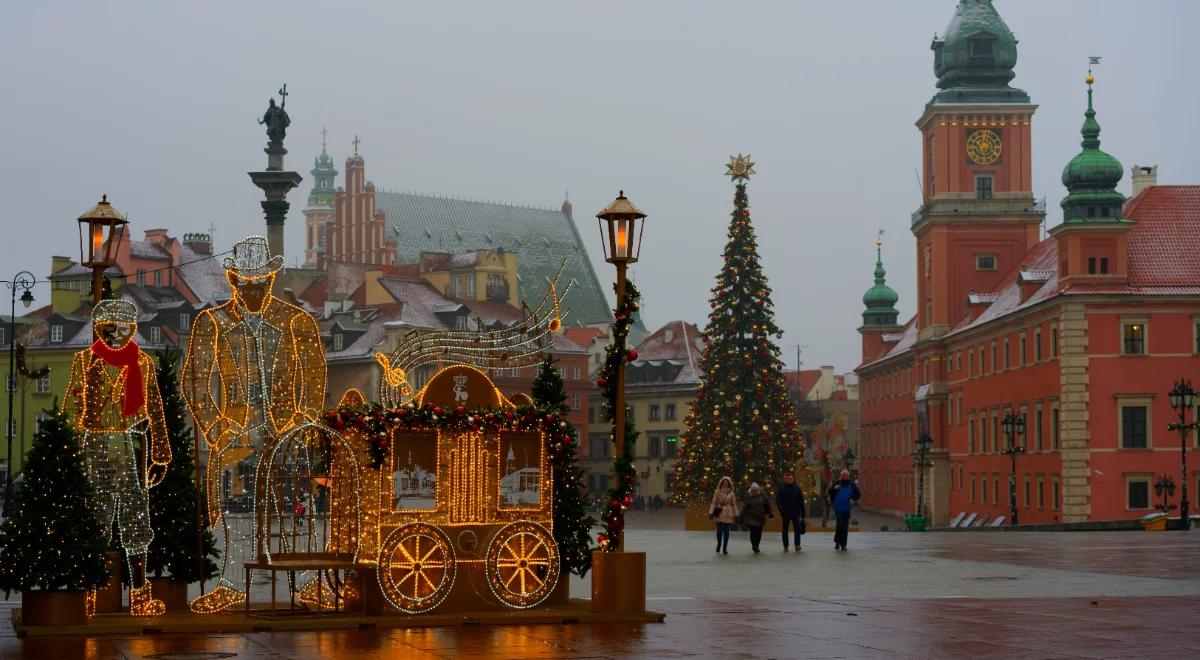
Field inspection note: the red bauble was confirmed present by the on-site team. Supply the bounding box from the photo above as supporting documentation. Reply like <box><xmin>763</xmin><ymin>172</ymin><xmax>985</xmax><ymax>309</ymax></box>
<box><xmin>455</xmin><ymin>406</ymin><xmax>465</xmax><ymax>415</ymax></box>
<box><xmin>627</xmin><ymin>349</ymin><xmax>638</xmax><ymax>362</ymax></box>
<box><xmin>505</xmin><ymin>412</ymin><xmax>514</xmax><ymax>420</ymax></box>
<box><xmin>622</xmin><ymin>495</ymin><xmax>633</xmax><ymax>507</ymax></box>
<box><xmin>597</xmin><ymin>377</ymin><xmax>608</xmax><ymax>388</ymax></box>
<box><xmin>610</xmin><ymin>499</ymin><xmax>620</xmax><ymax>509</ymax></box>
<box><xmin>544</xmin><ymin>414</ymin><xmax>555</xmax><ymax>424</ymax></box>
<box><xmin>433</xmin><ymin>406</ymin><xmax>444</xmax><ymax>415</ymax></box>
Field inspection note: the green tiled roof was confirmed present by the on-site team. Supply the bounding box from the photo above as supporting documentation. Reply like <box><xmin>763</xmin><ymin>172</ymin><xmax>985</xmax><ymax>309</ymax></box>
<box><xmin>375</xmin><ymin>192</ymin><xmax>614</xmax><ymax>327</ymax></box>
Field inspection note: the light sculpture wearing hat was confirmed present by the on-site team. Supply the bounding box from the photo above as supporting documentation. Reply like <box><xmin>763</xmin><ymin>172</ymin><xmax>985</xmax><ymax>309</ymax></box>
<box><xmin>181</xmin><ymin>236</ymin><xmax>326</xmax><ymax>613</ymax></box>
<box><xmin>64</xmin><ymin>298</ymin><xmax>172</xmax><ymax>616</ymax></box>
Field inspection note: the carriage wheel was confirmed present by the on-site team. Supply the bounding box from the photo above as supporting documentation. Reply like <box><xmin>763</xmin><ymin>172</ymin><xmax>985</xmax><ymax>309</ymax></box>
<box><xmin>485</xmin><ymin>521</ymin><xmax>559</xmax><ymax>609</ymax></box>
<box><xmin>377</xmin><ymin>523</ymin><xmax>456</xmax><ymax>614</ymax></box>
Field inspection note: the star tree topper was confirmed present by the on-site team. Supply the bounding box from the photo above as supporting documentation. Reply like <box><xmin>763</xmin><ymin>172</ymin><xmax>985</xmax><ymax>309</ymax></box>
<box><xmin>725</xmin><ymin>153</ymin><xmax>756</xmax><ymax>182</ymax></box>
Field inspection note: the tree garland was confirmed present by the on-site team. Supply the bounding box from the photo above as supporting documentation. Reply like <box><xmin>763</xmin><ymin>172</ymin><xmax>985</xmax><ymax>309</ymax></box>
<box><xmin>595</xmin><ymin>279</ymin><xmax>641</xmax><ymax>552</ymax></box>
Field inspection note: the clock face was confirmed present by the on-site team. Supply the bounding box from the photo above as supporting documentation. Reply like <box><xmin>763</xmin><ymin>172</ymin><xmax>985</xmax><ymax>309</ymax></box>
<box><xmin>967</xmin><ymin>129</ymin><xmax>1001</xmax><ymax>165</ymax></box>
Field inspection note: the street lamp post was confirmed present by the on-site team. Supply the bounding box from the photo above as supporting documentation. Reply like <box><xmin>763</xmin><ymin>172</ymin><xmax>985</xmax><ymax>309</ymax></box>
<box><xmin>77</xmin><ymin>195</ymin><xmax>129</xmax><ymax>306</ymax></box>
<box><xmin>913</xmin><ymin>397</ymin><xmax>933</xmax><ymax>520</ymax></box>
<box><xmin>4</xmin><ymin>272</ymin><xmax>36</xmax><ymax>510</ymax></box>
<box><xmin>595</xmin><ymin>190</ymin><xmax>646</xmax><ymax>552</ymax></box>
<box><xmin>1002</xmin><ymin>410</ymin><xmax>1027</xmax><ymax>526</ymax></box>
<box><xmin>1167</xmin><ymin>379</ymin><xmax>1196</xmax><ymax>530</ymax></box>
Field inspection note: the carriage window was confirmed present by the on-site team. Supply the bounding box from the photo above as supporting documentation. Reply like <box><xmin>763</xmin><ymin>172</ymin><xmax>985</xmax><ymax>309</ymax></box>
<box><xmin>392</xmin><ymin>436</ymin><xmax>437</xmax><ymax>510</ymax></box>
<box><xmin>499</xmin><ymin>433</ymin><xmax>541</xmax><ymax>508</ymax></box>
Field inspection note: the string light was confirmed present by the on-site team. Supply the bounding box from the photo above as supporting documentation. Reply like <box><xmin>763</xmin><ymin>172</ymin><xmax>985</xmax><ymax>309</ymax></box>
<box><xmin>181</xmin><ymin>236</ymin><xmax>327</xmax><ymax>614</ymax></box>
<box><xmin>64</xmin><ymin>299</ymin><xmax>171</xmax><ymax>617</ymax></box>
<box><xmin>376</xmin><ymin>262</ymin><xmax>571</xmax><ymax>406</ymax></box>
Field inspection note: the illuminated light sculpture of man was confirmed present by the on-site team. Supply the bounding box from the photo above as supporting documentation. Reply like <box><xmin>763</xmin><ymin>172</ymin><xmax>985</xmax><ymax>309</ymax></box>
<box><xmin>65</xmin><ymin>299</ymin><xmax>171</xmax><ymax>617</ymax></box>
<box><xmin>182</xmin><ymin>236</ymin><xmax>326</xmax><ymax>612</ymax></box>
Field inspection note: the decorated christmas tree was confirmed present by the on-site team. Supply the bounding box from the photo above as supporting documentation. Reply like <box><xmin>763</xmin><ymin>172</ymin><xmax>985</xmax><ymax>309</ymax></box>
<box><xmin>672</xmin><ymin>155</ymin><xmax>808</xmax><ymax>503</ymax></box>
<box><xmin>0</xmin><ymin>404</ymin><xmax>109</xmax><ymax>594</ymax></box>
<box><xmin>145</xmin><ymin>350</ymin><xmax>219</xmax><ymax>584</ymax></box>
<box><xmin>532</xmin><ymin>353</ymin><xmax>594</xmax><ymax>576</ymax></box>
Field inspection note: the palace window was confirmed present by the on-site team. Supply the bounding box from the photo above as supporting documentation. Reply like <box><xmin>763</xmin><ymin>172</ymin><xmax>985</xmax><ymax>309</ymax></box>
<box><xmin>1126</xmin><ymin>475</ymin><xmax>1151</xmax><ymax>510</ymax></box>
<box><xmin>1119</xmin><ymin>404</ymin><xmax>1149</xmax><ymax>449</ymax></box>
<box><xmin>1019</xmin><ymin>334</ymin><xmax>1026</xmax><ymax>366</ymax></box>
<box><xmin>50</xmin><ymin>325</ymin><xmax>63</xmax><ymax>343</ymax></box>
<box><xmin>968</xmin><ymin>418</ymin><xmax>976</xmax><ymax>454</ymax></box>
<box><xmin>1051</xmin><ymin>405</ymin><xmax>1060</xmax><ymax>449</ymax></box>
<box><xmin>136</xmin><ymin>269</ymin><xmax>145</xmax><ymax>286</ymax></box>
<box><xmin>1053</xmin><ymin>477</ymin><xmax>1061</xmax><ymax>510</ymax></box>
<box><xmin>149</xmin><ymin>326</ymin><xmax>161</xmax><ymax>344</ymax></box>
<box><xmin>992</xmin><ymin>474</ymin><xmax>1000</xmax><ymax>504</ymax></box>
<box><xmin>976</xmin><ymin>254</ymin><xmax>997</xmax><ymax>271</ymax></box>
<box><xmin>1051</xmin><ymin>326</ymin><xmax>1058</xmax><ymax>358</ymax></box>
<box><xmin>648</xmin><ymin>435</ymin><xmax>661</xmax><ymax>458</ymax></box>
<box><xmin>1034</xmin><ymin>328</ymin><xmax>1043</xmax><ymax>361</ymax></box>
<box><xmin>648</xmin><ymin>404</ymin><xmax>660</xmax><ymax>421</ymax></box>
<box><xmin>1023</xmin><ymin>476</ymin><xmax>1031</xmax><ymax>507</ymax></box>
<box><xmin>1037</xmin><ymin>476</ymin><xmax>1045</xmax><ymax>509</ymax></box>
<box><xmin>970</xmin><ymin>475</ymin><xmax>977</xmax><ymax>503</ymax></box>
<box><xmin>1122</xmin><ymin>322</ymin><xmax>1146</xmax><ymax>355</ymax></box>
<box><xmin>665</xmin><ymin>403</ymin><xmax>677</xmax><ymax>420</ymax></box>
<box><xmin>981</xmin><ymin>475</ymin><xmax>988</xmax><ymax>503</ymax></box>
<box><xmin>36</xmin><ymin>370</ymin><xmax>51</xmax><ymax>394</ymax></box>
<box><xmin>333</xmin><ymin>334</ymin><xmax>344</xmax><ymax>350</ymax></box>
<box><xmin>572</xmin><ymin>393</ymin><xmax>580</xmax><ymax>410</ymax></box>
<box><xmin>154</xmin><ymin>270</ymin><xmax>162</xmax><ymax>287</ymax></box>
<box><xmin>180</xmin><ymin>313</ymin><xmax>190</xmax><ymax>330</ymax></box>
<box><xmin>1035</xmin><ymin>408</ymin><xmax>1044</xmax><ymax>451</ymax></box>
<box><xmin>975</xmin><ymin>176</ymin><xmax>994</xmax><ymax>200</ymax></box>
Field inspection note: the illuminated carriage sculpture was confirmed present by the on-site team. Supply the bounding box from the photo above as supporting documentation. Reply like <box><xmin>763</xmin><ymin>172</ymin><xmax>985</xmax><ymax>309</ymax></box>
<box><xmin>372</xmin><ymin>365</ymin><xmax>559</xmax><ymax>613</ymax></box>
<box><xmin>253</xmin><ymin>269</ymin><xmax>573</xmax><ymax>615</ymax></box>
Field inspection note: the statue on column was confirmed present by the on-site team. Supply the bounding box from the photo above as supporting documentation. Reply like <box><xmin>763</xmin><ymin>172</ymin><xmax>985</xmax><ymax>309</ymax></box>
<box><xmin>258</xmin><ymin>84</ymin><xmax>291</xmax><ymax>146</ymax></box>
<box><xmin>64</xmin><ymin>299</ymin><xmax>172</xmax><ymax>616</ymax></box>
<box><xmin>182</xmin><ymin>236</ymin><xmax>327</xmax><ymax>612</ymax></box>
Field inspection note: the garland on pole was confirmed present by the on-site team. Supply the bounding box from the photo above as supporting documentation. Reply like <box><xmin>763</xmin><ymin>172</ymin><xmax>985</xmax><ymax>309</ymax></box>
<box><xmin>595</xmin><ymin>279</ymin><xmax>641</xmax><ymax>552</ymax></box>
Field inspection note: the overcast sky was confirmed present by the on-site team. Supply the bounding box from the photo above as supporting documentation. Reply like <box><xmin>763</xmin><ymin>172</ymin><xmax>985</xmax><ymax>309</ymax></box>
<box><xmin>2</xmin><ymin>1</ymin><xmax>1196</xmax><ymax>373</ymax></box>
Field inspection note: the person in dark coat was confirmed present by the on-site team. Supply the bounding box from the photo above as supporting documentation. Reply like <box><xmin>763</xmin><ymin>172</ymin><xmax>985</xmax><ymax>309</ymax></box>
<box><xmin>828</xmin><ymin>469</ymin><xmax>862</xmax><ymax>550</ymax></box>
<box><xmin>775</xmin><ymin>472</ymin><xmax>806</xmax><ymax>551</ymax></box>
<box><xmin>739</xmin><ymin>482</ymin><xmax>774</xmax><ymax>553</ymax></box>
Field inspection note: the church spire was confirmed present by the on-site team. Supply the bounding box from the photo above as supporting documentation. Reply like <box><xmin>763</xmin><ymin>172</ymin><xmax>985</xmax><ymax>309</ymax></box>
<box><xmin>307</xmin><ymin>127</ymin><xmax>338</xmax><ymax>209</ymax></box>
<box><xmin>1060</xmin><ymin>71</ymin><xmax>1128</xmax><ymax>224</ymax></box>
<box><xmin>862</xmin><ymin>232</ymin><xmax>900</xmax><ymax>327</ymax></box>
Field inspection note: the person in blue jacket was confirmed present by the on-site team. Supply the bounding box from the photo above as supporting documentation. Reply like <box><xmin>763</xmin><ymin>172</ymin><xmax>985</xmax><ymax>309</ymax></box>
<box><xmin>827</xmin><ymin>469</ymin><xmax>861</xmax><ymax>551</ymax></box>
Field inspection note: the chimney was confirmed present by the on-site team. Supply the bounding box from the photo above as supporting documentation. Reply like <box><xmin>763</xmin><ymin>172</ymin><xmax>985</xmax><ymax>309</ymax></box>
<box><xmin>1131</xmin><ymin>164</ymin><xmax>1157</xmax><ymax>198</ymax></box>
<box><xmin>183</xmin><ymin>232</ymin><xmax>212</xmax><ymax>255</ymax></box>
<box><xmin>144</xmin><ymin>228</ymin><xmax>170</xmax><ymax>246</ymax></box>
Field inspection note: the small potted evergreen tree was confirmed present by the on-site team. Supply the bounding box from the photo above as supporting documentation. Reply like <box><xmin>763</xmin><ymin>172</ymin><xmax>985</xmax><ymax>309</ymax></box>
<box><xmin>145</xmin><ymin>351</ymin><xmax>218</xmax><ymax>609</ymax></box>
<box><xmin>532</xmin><ymin>353</ymin><xmax>594</xmax><ymax>603</ymax></box>
<box><xmin>0</xmin><ymin>405</ymin><xmax>109</xmax><ymax>625</ymax></box>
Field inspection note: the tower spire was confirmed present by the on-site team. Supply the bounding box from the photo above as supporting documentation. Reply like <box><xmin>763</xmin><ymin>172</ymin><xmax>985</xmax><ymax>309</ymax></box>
<box><xmin>862</xmin><ymin>231</ymin><xmax>899</xmax><ymax>327</ymax></box>
<box><xmin>1059</xmin><ymin>68</ymin><xmax>1128</xmax><ymax>224</ymax></box>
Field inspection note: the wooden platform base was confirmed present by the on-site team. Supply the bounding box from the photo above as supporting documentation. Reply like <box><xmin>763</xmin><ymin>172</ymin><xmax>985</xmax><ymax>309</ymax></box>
<box><xmin>11</xmin><ymin>599</ymin><xmax>665</xmax><ymax>637</ymax></box>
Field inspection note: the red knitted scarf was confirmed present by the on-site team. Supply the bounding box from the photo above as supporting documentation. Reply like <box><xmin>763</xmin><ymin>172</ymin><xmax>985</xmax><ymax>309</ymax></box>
<box><xmin>89</xmin><ymin>339</ymin><xmax>144</xmax><ymax>417</ymax></box>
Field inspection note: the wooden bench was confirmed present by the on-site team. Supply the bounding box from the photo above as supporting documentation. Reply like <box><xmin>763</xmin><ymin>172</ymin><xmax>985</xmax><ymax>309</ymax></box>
<box><xmin>244</xmin><ymin>553</ymin><xmax>361</xmax><ymax>613</ymax></box>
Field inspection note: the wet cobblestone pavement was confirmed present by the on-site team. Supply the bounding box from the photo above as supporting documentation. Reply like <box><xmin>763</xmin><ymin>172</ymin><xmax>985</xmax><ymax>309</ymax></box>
<box><xmin>4</xmin><ymin>527</ymin><xmax>1198</xmax><ymax>658</ymax></box>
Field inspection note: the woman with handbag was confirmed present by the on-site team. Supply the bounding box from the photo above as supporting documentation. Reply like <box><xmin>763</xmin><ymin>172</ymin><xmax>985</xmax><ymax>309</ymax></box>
<box><xmin>740</xmin><ymin>482</ymin><xmax>775</xmax><ymax>553</ymax></box>
<box><xmin>709</xmin><ymin>476</ymin><xmax>739</xmax><ymax>555</ymax></box>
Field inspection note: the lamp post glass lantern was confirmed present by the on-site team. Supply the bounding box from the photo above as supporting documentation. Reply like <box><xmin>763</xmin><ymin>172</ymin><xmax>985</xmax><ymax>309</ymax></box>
<box><xmin>912</xmin><ymin>397</ymin><xmax>932</xmax><ymax>520</ymax></box>
<box><xmin>1154</xmin><ymin>475</ymin><xmax>1176</xmax><ymax>513</ymax></box>
<box><xmin>1167</xmin><ymin>379</ymin><xmax>1196</xmax><ymax>530</ymax></box>
<box><xmin>1002</xmin><ymin>410</ymin><xmax>1026</xmax><ymax>526</ymax></box>
<box><xmin>77</xmin><ymin>194</ymin><xmax>128</xmax><ymax>305</ymax></box>
<box><xmin>4</xmin><ymin>271</ymin><xmax>37</xmax><ymax>512</ymax></box>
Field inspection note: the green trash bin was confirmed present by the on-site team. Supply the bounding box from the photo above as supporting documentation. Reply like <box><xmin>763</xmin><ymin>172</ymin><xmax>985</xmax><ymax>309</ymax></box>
<box><xmin>905</xmin><ymin>515</ymin><xmax>926</xmax><ymax>532</ymax></box>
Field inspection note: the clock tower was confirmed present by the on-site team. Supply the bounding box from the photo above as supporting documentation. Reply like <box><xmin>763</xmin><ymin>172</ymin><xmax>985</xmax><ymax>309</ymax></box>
<box><xmin>913</xmin><ymin>0</ymin><xmax>1045</xmax><ymax>339</ymax></box>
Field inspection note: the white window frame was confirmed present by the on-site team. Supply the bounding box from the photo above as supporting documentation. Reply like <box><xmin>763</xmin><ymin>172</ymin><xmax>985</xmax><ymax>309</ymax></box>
<box><xmin>1121</xmin><ymin>319</ymin><xmax>1148</xmax><ymax>356</ymax></box>
<box><xmin>50</xmin><ymin>325</ymin><xmax>63</xmax><ymax>343</ymax></box>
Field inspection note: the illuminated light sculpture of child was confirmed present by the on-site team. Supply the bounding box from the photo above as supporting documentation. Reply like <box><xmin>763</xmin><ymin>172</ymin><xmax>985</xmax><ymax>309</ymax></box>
<box><xmin>65</xmin><ymin>299</ymin><xmax>172</xmax><ymax>616</ymax></box>
<box><xmin>182</xmin><ymin>236</ymin><xmax>327</xmax><ymax>613</ymax></box>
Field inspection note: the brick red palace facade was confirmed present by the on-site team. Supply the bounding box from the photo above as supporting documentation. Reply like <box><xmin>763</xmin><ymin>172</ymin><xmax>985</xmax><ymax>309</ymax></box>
<box><xmin>856</xmin><ymin>1</ymin><xmax>1200</xmax><ymax>525</ymax></box>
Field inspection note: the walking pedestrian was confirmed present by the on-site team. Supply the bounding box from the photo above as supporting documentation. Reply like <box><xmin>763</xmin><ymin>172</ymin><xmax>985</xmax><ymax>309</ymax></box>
<box><xmin>740</xmin><ymin>483</ymin><xmax>774</xmax><ymax>553</ymax></box>
<box><xmin>776</xmin><ymin>472</ymin><xmax>806</xmax><ymax>551</ymax></box>
<box><xmin>828</xmin><ymin>469</ymin><xmax>861</xmax><ymax>550</ymax></box>
<box><xmin>708</xmin><ymin>476</ymin><xmax>739</xmax><ymax>555</ymax></box>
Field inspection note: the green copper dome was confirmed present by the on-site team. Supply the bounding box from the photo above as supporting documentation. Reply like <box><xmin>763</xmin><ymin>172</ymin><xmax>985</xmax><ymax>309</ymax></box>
<box><xmin>307</xmin><ymin>142</ymin><xmax>338</xmax><ymax>208</ymax></box>
<box><xmin>862</xmin><ymin>242</ymin><xmax>899</xmax><ymax>327</ymax></box>
<box><xmin>929</xmin><ymin>0</ymin><xmax>1029</xmax><ymax>105</ymax></box>
<box><xmin>1060</xmin><ymin>79</ymin><xmax>1128</xmax><ymax>224</ymax></box>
